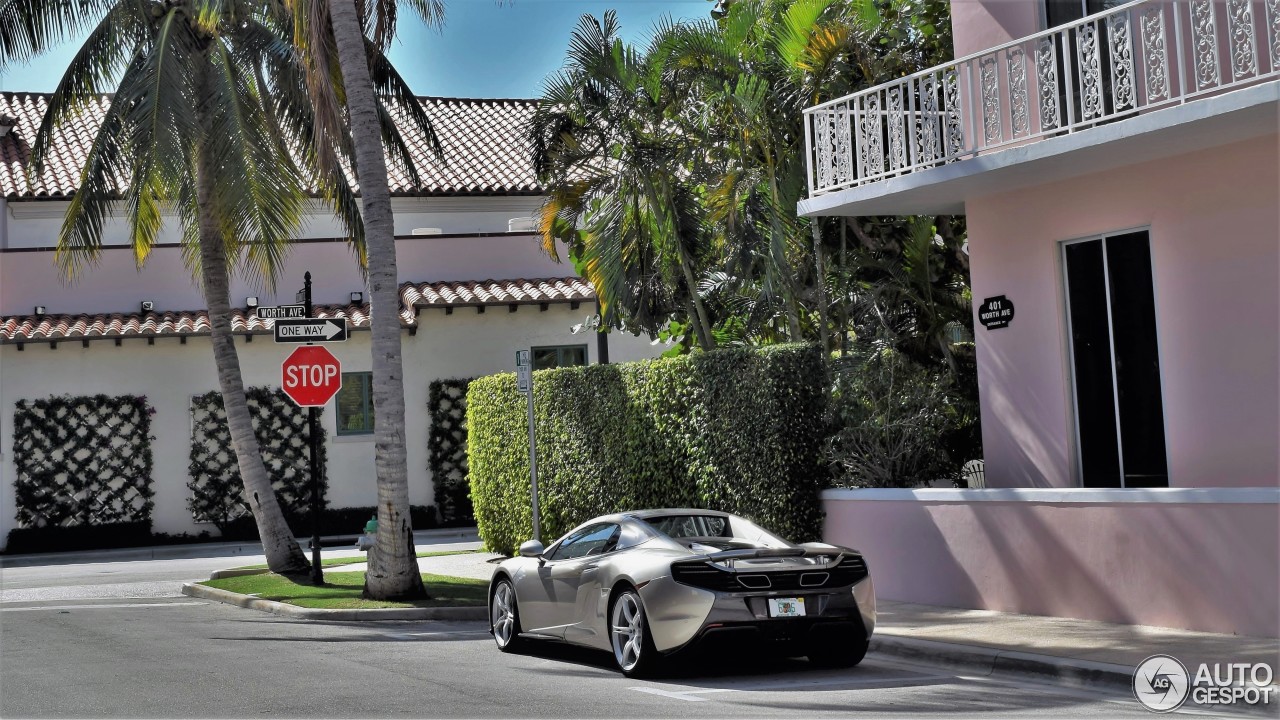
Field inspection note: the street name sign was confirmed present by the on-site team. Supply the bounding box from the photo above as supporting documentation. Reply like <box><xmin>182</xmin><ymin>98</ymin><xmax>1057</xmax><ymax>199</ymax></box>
<box><xmin>281</xmin><ymin>345</ymin><xmax>343</xmax><ymax>407</ymax></box>
<box><xmin>256</xmin><ymin>304</ymin><xmax>306</xmax><ymax>320</ymax></box>
<box><xmin>273</xmin><ymin>318</ymin><xmax>348</xmax><ymax>343</ymax></box>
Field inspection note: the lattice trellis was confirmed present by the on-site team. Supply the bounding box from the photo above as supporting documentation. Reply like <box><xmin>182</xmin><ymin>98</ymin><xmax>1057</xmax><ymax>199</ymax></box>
<box><xmin>429</xmin><ymin>378</ymin><xmax>472</xmax><ymax>523</ymax></box>
<box><xmin>186</xmin><ymin>387</ymin><xmax>327</xmax><ymax>529</ymax></box>
<box><xmin>13</xmin><ymin>394</ymin><xmax>155</xmax><ymax>528</ymax></box>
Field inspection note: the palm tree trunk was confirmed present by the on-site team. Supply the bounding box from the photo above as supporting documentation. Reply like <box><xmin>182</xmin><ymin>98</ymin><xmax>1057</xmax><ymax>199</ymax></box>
<box><xmin>196</xmin><ymin>142</ymin><xmax>310</xmax><ymax>576</ymax></box>
<box><xmin>329</xmin><ymin>0</ymin><xmax>425</xmax><ymax>600</ymax></box>
<box><xmin>676</xmin><ymin>242</ymin><xmax>715</xmax><ymax>350</ymax></box>
<box><xmin>811</xmin><ymin>221</ymin><xmax>830</xmax><ymax>354</ymax></box>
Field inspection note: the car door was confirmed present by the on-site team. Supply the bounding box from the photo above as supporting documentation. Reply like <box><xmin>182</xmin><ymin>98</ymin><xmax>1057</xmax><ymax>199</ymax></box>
<box><xmin>533</xmin><ymin>523</ymin><xmax>619</xmax><ymax>637</ymax></box>
<box><xmin>563</xmin><ymin>525</ymin><xmax>622</xmax><ymax>646</ymax></box>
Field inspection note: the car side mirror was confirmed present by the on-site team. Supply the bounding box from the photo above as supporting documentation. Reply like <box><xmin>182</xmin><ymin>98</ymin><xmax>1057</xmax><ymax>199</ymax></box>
<box><xmin>518</xmin><ymin>540</ymin><xmax>544</xmax><ymax>560</ymax></box>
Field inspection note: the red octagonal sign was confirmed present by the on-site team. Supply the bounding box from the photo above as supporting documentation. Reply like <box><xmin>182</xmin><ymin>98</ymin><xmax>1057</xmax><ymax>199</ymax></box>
<box><xmin>282</xmin><ymin>345</ymin><xmax>342</xmax><ymax>407</ymax></box>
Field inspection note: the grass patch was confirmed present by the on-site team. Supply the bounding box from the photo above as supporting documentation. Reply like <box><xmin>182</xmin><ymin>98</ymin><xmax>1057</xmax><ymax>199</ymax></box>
<box><xmin>230</xmin><ymin>548</ymin><xmax>480</xmax><ymax>572</ymax></box>
<box><xmin>201</xmin><ymin>571</ymin><xmax>488</xmax><ymax>609</ymax></box>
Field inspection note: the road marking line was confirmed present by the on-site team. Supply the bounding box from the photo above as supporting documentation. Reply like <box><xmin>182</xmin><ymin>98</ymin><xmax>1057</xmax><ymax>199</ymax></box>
<box><xmin>630</xmin><ymin>687</ymin><xmax>734</xmax><ymax>702</ymax></box>
<box><xmin>0</xmin><ymin>601</ymin><xmax>206</xmax><ymax>612</ymax></box>
<box><xmin>630</xmin><ymin>674</ymin><xmax>950</xmax><ymax>702</ymax></box>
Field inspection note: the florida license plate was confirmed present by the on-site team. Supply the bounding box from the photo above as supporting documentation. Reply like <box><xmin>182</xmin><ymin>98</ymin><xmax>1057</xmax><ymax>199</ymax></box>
<box><xmin>767</xmin><ymin>597</ymin><xmax>806</xmax><ymax>618</ymax></box>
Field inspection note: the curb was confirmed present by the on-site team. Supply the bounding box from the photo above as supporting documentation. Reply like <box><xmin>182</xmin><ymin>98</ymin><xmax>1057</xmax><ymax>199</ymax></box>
<box><xmin>208</xmin><ymin>568</ymin><xmax>272</xmax><ymax>580</ymax></box>
<box><xmin>871</xmin><ymin>634</ymin><xmax>1134</xmax><ymax>691</ymax></box>
<box><xmin>181</xmin><ymin>582</ymin><xmax>489</xmax><ymax>622</ymax></box>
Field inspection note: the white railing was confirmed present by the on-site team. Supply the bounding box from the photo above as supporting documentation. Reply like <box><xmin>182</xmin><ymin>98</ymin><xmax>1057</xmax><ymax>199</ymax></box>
<box><xmin>804</xmin><ymin>0</ymin><xmax>1280</xmax><ymax>197</ymax></box>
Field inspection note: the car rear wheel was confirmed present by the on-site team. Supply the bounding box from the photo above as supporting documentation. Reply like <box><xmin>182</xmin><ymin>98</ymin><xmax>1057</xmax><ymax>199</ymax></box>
<box><xmin>610</xmin><ymin>588</ymin><xmax>659</xmax><ymax>677</ymax></box>
<box><xmin>807</xmin><ymin>630</ymin><xmax>870</xmax><ymax>668</ymax></box>
<box><xmin>490</xmin><ymin>579</ymin><xmax>524</xmax><ymax>652</ymax></box>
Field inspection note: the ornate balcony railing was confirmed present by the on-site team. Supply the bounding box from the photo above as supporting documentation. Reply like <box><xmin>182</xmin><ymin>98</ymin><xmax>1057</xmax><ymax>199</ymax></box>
<box><xmin>804</xmin><ymin>0</ymin><xmax>1280</xmax><ymax>198</ymax></box>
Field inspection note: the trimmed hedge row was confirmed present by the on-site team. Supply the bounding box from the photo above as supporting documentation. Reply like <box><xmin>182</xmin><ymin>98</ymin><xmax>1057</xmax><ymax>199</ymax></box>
<box><xmin>468</xmin><ymin>344</ymin><xmax>828</xmax><ymax>555</ymax></box>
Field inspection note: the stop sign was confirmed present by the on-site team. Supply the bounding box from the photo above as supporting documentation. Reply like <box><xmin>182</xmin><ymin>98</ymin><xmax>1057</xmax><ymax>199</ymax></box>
<box><xmin>281</xmin><ymin>345</ymin><xmax>343</xmax><ymax>407</ymax></box>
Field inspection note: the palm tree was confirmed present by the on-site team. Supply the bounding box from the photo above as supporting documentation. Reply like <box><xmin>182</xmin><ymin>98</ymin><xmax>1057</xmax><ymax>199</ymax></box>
<box><xmin>660</xmin><ymin>0</ymin><xmax>882</xmax><ymax>349</ymax></box>
<box><xmin>0</xmin><ymin>0</ymin><xmax>405</xmax><ymax>575</ymax></box>
<box><xmin>286</xmin><ymin>0</ymin><xmax>445</xmax><ymax>599</ymax></box>
<box><xmin>530</xmin><ymin>11</ymin><xmax>716</xmax><ymax>350</ymax></box>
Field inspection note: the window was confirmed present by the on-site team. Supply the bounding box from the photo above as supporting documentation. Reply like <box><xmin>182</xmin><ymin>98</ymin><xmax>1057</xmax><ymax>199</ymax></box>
<box><xmin>547</xmin><ymin>523</ymin><xmax>620</xmax><ymax>561</ymax></box>
<box><xmin>1062</xmin><ymin>230</ymin><xmax>1168</xmax><ymax>488</ymax></box>
<box><xmin>336</xmin><ymin>372</ymin><xmax>374</xmax><ymax>435</ymax></box>
<box><xmin>532</xmin><ymin>344</ymin><xmax>588</xmax><ymax>370</ymax></box>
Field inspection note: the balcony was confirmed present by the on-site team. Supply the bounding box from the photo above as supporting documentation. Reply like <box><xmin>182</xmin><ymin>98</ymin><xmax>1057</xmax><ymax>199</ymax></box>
<box><xmin>800</xmin><ymin>0</ymin><xmax>1280</xmax><ymax>216</ymax></box>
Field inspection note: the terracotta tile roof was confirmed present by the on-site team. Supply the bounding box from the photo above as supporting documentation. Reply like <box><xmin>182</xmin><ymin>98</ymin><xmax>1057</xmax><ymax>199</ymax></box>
<box><xmin>0</xmin><ymin>277</ymin><xmax>595</xmax><ymax>344</ymax></box>
<box><xmin>0</xmin><ymin>93</ymin><xmax>541</xmax><ymax>199</ymax></box>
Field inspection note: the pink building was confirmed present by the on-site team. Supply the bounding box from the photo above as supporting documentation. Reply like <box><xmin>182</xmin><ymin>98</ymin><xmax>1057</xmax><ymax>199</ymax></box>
<box><xmin>802</xmin><ymin>0</ymin><xmax>1278</xmax><ymax>637</ymax></box>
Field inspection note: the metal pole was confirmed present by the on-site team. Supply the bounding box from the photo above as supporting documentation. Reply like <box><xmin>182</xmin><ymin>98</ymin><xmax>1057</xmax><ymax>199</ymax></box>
<box><xmin>526</xmin><ymin>381</ymin><xmax>540</xmax><ymax>543</ymax></box>
<box><xmin>595</xmin><ymin>301</ymin><xmax>609</xmax><ymax>365</ymax></box>
<box><xmin>304</xmin><ymin>271</ymin><xmax>324</xmax><ymax>585</ymax></box>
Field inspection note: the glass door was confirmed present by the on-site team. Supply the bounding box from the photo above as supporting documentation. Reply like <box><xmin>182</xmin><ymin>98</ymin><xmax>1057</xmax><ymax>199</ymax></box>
<box><xmin>1062</xmin><ymin>230</ymin><xmax>1169</xmax><ymax>488</ymax></box>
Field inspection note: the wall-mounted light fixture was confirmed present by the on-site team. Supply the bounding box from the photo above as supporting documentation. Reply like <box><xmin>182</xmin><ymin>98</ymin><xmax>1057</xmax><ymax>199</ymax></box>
<box><xmin>350</xmin><ymin>291</ymin><xmax>364</xmax><ymax>304</ymax></box>
<box><xmin>245</xmin><ymin>296</ymin><xmax>259</xmax><ymax>309</ymax></box>
<box><xmin>140</xmin><ymin>301</ymin><xmax>155</xmax><ymax>313</ymax></box>
<box><xmin>34</xmin><ymin>305</ymin><xmax>46</xmax><ymax>316</ymax></box>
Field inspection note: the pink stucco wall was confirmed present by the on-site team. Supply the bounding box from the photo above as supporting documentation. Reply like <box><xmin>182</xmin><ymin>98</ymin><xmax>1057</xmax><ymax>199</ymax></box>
<box><xmin>0</xmin><ymin>233</ymin><xmax>571</xmax><ymax>317</ymax></box>
<box><xmin>967</xmin><ymin>135</ymin><xmax>1280</xmax><ymax>489</ymax></box>
<box><xmin>949</xmin><ymin>0</ymin><xmax>1041</xmax><ymax>58</ymax></box>
<box><xmin>824</xmin><ymin>496</ymin><xmax>1280</xmax><ymax>637</ymax></box>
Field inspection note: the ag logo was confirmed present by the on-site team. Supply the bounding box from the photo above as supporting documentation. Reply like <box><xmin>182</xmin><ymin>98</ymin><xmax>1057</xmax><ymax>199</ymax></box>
<box><xmin>1134</xmin><ymin>654</ymin><xmax>1190</xmax><ymax>712</ymax></box>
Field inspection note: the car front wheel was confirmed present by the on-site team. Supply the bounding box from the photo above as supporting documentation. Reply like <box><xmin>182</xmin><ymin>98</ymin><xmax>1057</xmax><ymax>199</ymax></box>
<box><xmin>490</xmin><ymin>579</ymin><xmax>524</xmax><ymax>652</ymax></box>
<box><xmin>610</xmin><ymin>588</ymin><xmax>659</xmax><ymax>677</ymax></box>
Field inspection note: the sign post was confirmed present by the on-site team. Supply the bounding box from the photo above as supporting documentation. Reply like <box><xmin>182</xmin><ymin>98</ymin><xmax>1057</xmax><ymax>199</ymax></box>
<box><xmin>516</xmin><ymin>350</ymin><xmax>540</xmax><ymax>542</ymax></box>
<box><xmin>276</xmin><ymin>272</ymin><xmax>345</xmax><ymax>585</ymax></box>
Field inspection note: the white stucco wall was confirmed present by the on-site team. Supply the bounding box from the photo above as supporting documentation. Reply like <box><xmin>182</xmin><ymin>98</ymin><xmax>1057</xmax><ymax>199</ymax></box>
<box><xmin>0</xmin><ymin>306</ymin><xmax>662</xmax><ymax>547</ymax></box>
<box><xmin>0</xmin><ymin>192</ymin><xmax>672</xmax><ymax>548</ymax></box>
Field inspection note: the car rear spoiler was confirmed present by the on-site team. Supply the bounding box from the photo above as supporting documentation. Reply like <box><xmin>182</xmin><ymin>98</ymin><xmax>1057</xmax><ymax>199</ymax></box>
<box><xmin>700</xmin><ymin>547</ymin><xmax>810</xmax><ymax>561</ymax></box>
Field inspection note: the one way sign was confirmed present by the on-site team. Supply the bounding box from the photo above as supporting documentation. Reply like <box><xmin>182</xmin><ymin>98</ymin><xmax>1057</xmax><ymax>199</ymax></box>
<box><xmin>273</xmin><ymin>318</ymin><xmax>348</xmax><ymax>343</ymax></box>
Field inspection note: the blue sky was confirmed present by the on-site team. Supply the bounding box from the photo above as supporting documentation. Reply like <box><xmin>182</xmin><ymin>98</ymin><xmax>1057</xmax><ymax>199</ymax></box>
<box><xmin>8</xmin><ymin>0</ymin><xmax>713</xmax><ymax>98</ymax></box>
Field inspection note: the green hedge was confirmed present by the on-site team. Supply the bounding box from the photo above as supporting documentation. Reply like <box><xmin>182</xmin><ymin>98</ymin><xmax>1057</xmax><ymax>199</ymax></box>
<box><xmin>468</xmin><ymin>344</ymin><xmax>828</xmax><ymax>555</ymax></box>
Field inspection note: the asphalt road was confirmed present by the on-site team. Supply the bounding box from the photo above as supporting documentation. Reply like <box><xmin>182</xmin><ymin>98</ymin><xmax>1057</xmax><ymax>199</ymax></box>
<box><xmin>0</xmin><ymin>545</ymin><xmax>1245</xmax><ymax>719</ymax></box>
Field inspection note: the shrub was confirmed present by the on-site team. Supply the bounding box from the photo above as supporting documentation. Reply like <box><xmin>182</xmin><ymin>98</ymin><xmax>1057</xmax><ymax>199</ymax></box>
<box><xmin>12</xmin><ymin>394</ymin><xmax>155</xmax><ymax>529</ymax></box>
<box><xmin>468</xmin><ymin>344</ymin><xmax>828</xmax><ymax>555</ymax></box>
<box><xmin>825</xmin><ymin>344</ymin><xmax>977</xmax><ymax>488</ymax></box>
<box><xmin>428</xmin><ymin>378</ymin><xmax>473</xmax><ymax>524</ymax></box>
<box><xmin>186</xmin><ymin>387</ymin><xmax>326</xmax><ymax>532</ymax></box>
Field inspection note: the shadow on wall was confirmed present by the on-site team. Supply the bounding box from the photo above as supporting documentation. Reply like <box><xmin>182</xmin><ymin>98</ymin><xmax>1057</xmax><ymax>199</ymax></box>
<box><xmin>960</xmin><ymin>501</ymin><xmax>1277</xmax><ymax>636</ymax></box>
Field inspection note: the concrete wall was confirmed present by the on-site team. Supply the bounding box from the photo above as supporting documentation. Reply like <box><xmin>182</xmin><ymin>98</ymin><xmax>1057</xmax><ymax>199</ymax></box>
<box><xmin>0</xmin><ymin>306</ymin><xmax>663</xmax><ymax>546</ymax></box>
<box><xmin>967</xmin><ymin>135</ymin><xmax>1279</xmax><ymax>489</ymax></box>
<box><xmin>823</xmin><ymin>491</ymin><xmax>1280</xmax><ymax>637</ymax></box>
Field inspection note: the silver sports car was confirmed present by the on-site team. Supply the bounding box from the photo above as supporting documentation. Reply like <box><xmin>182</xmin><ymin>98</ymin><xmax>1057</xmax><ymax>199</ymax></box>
<box><xmin>488</xmin><ymin>509</ymin><xmax>875</xmax><ymax>677</ymax></box>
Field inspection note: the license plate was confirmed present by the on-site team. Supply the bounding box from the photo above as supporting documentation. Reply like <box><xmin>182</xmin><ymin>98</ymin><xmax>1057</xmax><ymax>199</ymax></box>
<box><xmin>767</xmin><ymin>597</ymin><xmax>806</xmax><ymax>618</ymax></box>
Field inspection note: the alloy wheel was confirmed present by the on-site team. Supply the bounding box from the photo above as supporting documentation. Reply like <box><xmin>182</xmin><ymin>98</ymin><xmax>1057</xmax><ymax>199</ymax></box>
<box><xmin>491</xmin><ymin>581</ymin><xmax>517</xmax><ymax>649</ymax></box>
<box><xmin>610</xmin><ymin>591</ymin><xmax>645</xmax><ymax>672</ymax></box>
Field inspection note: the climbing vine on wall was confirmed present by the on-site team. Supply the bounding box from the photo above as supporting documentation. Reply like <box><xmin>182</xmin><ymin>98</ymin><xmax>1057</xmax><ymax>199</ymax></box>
<box><xmin>429</xmin><ymin>378</ymin><xmax>473</xmax><ymax>523</ymax></box>
<box><xmin>186</xmin><ymin>387</ymin><xmax>326</xmax><ymax>530</ymax></box>
<box><xmin>13</xmin><ymin>394</ymin><xmax>156</xmax><ymax>528</ymax></box>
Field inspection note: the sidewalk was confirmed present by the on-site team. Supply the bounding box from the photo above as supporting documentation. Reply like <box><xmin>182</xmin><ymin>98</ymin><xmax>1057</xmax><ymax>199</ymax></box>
<box><xmin>871</xmin><ymin>600</ymin><xmax>1280</xmax><ymax>690</ymax></box>
<box><xmin>0</xmin><ymin>526</ymin><xmax>480</xmax><ymax>568</ymax></box>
